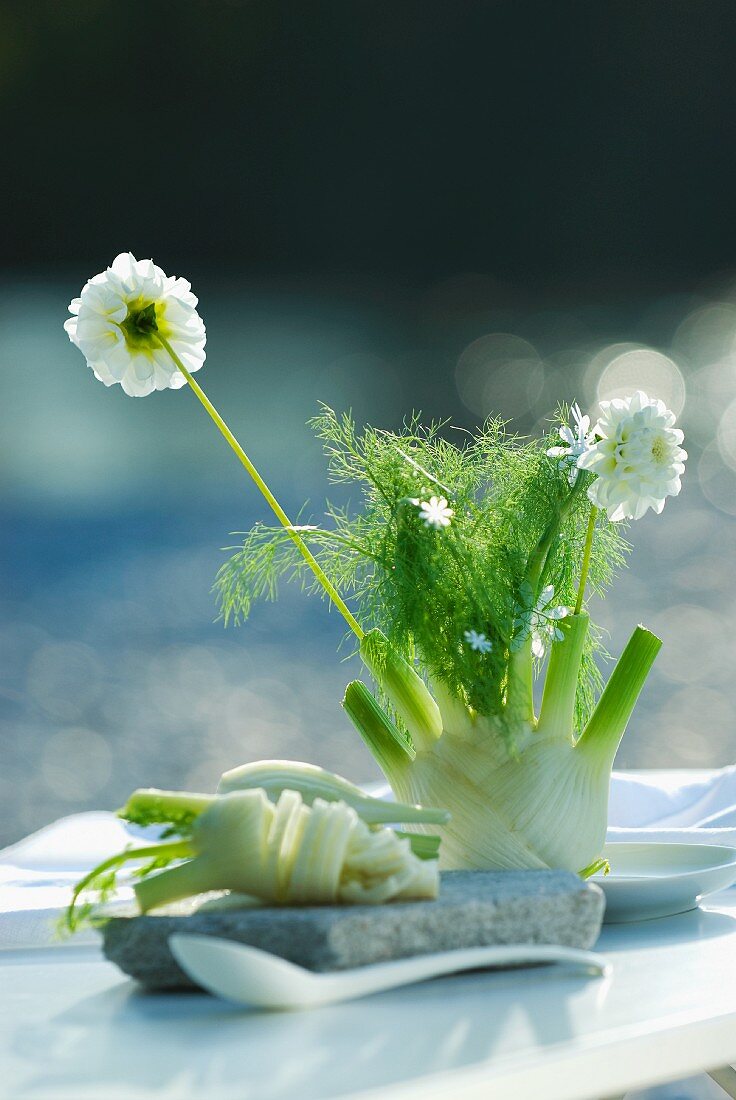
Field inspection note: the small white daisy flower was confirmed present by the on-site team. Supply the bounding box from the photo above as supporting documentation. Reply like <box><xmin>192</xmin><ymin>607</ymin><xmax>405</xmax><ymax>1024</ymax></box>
<box><xmin>547</xmin><ymin>403</ymin><xmax>593</xmax><ymax>484</ymax></box>
<box><xmin>530</xmin><ymin>586</ymin><xmax>569</xmax><ymax>659</ymax></box>
<box><xmin>576</xmin><ymin>391</ymin><xmax>687</xmax><ymax>522</ymax></box>
<box><xmin>464</xmin><ymin>629</ymin><xmax>492</xmax><ymax>653</ymax></box>
<box><xmin>416</xmin><ymin>495</ymin><xmax>454</xmax><ymax>530</ymax></box>
<box><xmin>64</xmin><ymin>253</ymin><xmax>206</xmax><ymax>397</ymax></box>
<box><xmin>513</xmin><ymin>584</ymin><xmax>569</xmax><ymax>659</ymax></box>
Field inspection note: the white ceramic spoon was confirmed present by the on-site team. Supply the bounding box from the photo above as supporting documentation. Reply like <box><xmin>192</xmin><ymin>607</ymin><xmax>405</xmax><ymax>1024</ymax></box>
<box><xmin>168</xmin><ymin>934</ymin><xmax>610</xmax><ymax>1010</ymax></box>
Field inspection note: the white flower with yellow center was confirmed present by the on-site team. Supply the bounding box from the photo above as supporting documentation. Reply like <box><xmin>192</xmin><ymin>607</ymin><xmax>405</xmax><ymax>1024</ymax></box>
<box><xmin>61</xmin><ymin>252</ymin><xmax>363</xmax><ymax>640</ymax></box>
<box><xmin>64</xmin><ymin>253</ymin><xmax>206</xmax><ymax>397</ymax></box>
<box><xmin>576</xmin><ymin>391</ymin><xmax>687</xmax><ymax>522</ymax></box>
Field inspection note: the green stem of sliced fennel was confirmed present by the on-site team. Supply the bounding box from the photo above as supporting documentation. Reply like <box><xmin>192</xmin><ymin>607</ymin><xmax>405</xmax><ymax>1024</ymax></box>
<box><xmin>359</xmin><ymin>629</ymin><xmax>442</xmax><ymax>750</ymax></box>
<box><xmin>574</xmin><ymin>504</ymin><xmax>598</xmax><ymax>615</ymax></box>
<box><xmin>343</xmin><ymin>679</ymin><xmax>415</xmax><ymax>775</ymax></box>
<box><xmin>218</xmin><ymin>759</ymin><xmax>451</xmax><ymax>825</ymax></box>
<box><xmin>155</xmin><ymin>333</ymin><xmax>363</xmax><ymax>640</ymax></box>
<box><xmin>134</xmin><ymin>855</ymin><xmax>214</xmax><ymax>913</ymax></box>
<box><xmin>394</xmin><ymin>831</ymin><xmax>441</xmax><ymax>860</ymax></box>
<box><xmin>577</xmin><ymin>625</ymin><xmax>662</xmax><ymax>767</ymax></box>
<box><xmin>64</xmin><ymin>840</ymin><xmax>193</xmax><ymax>932</ymax></box>
<box><xmin>119</xmin><ymin>789</ymin><xmax>215</xmax><ymax>831</ymax></box>
<box><xmin>537</xmin><ymin>613</ymin><xmax>590</xmax><ymax>739</ymax></box>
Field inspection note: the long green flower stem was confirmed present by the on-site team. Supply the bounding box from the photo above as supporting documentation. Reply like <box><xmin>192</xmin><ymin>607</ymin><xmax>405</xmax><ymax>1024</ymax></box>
<box><xmin>574</xmin><ymin>504</ymin><xmax>598</xmax><ymax>615</ymax></box>
<box><xmin>155</xmin><ymin>333</ymin><xmax>363</xmax><ymax>640</ymax></box>
<box><xmin>525</xmin><ymin>478</ymin><xmax>586</xmax><ymax>595</ymax></box>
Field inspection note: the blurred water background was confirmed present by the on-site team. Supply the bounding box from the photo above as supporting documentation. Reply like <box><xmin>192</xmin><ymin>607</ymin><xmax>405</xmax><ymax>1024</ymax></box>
<box><xmin>5</xmin><ymin>1</ymin><xmax>736</xmax><ymax>844</ymax></box>
<box><xmin>3</xmin><ymin>273</ymin><xmax>736</xmax><ymax>845</ymax></box>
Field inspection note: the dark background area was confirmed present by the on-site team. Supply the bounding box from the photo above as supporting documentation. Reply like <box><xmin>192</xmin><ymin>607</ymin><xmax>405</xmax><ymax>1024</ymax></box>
<box><xmin>3</xmin><ymin>1</ymin><xmax>736</xmax><ymax>845</ymax></box>
<box><xmin>4</xmin><ymin>0</ymin><xmax>736</xmax><ymax>290</ymax></box>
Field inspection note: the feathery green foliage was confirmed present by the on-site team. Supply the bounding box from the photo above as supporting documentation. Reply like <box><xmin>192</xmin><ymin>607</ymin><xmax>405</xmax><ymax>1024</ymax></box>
<box><xmin>57</xmin><ymin>840</ymin><xmax>192</xmax><ymax>936</ymax></box>
<box><xmin>215</xmin><ymin>406</ymin><xmax>630</xmax><ymax>735</ymax></box>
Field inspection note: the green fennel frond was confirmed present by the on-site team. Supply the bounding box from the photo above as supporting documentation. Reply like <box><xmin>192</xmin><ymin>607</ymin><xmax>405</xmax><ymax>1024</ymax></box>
<box><xmin>57</xmin><ymin>840</ymin><xmax>192</xmax><ymax>936</ymax></box>
<box><xmin>214</xmin><ymin>406</ymin><xmax>630</xmax><ymax>731</ymax></box>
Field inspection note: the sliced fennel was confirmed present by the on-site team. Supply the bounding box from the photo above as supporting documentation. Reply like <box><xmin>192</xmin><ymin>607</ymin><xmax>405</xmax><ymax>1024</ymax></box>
<box><xmin>217</xmin><ymin>758</ymin><xmax>449</xmax><ymax>826</ymax></box>
<box><xmin>63</xmin><ymin>788</ymin><xmax>439</xmax><ymax>930</ymax></box>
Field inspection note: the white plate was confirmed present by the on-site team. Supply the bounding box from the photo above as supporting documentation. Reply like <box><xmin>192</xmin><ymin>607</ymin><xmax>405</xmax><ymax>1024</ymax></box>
<box><xmin>593</xmin><ymin>842</ymin><xmax>736</xmax><ymax>923</ymax></box>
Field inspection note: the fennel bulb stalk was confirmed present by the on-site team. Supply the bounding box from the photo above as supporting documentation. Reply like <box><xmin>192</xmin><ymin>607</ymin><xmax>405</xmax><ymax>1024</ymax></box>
<box><xmin>345</xmin><ymin>617</ymin><xmax>661</xmax><ymax>873</ymax></box>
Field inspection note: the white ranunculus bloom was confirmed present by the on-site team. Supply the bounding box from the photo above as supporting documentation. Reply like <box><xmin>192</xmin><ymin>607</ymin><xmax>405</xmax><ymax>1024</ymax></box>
<box><xmin>64</xmin><ymin>253</ymin><xmax>206</xmax><ymax>397</ymax></box>
<box><xmin>577</xmin><ymin>390</ymin><xmax>687</xmax><ymax>522</ymax></box>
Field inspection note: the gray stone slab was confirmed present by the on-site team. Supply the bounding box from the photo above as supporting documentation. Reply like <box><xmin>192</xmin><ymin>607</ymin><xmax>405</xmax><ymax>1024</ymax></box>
<box><xmin>102</xmin><ymin>870</ymin><xmax>605</xmax><ymax>990</ymax></box>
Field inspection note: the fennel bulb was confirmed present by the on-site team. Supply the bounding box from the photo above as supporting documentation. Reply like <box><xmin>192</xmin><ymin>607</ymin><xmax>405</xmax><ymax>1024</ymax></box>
<box><xmin>344</xmin><ymin>617</ymin><xmax>661</xmax><ymax>872</ymax></box>
<box><xmin>220</xmin><ymin>403</ymin><xmax>678</xmax><ymax>875</ymax></box>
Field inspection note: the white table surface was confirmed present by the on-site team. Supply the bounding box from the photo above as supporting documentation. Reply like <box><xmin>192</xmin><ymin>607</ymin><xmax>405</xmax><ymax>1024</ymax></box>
<box><xmin>2</xmin><ymin>892</ymin><xmax>736</xmax><ymax>1100</ymax></box>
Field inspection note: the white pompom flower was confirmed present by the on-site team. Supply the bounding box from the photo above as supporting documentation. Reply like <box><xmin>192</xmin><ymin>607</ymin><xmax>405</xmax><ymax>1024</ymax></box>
<box><xmin>576</xmin><ymin>391</ymin><xmax>687</xmax><ymax>522</ymax></box>
<box><xmin>64</xmin><ymin>253</ymin><xmax>206</xmax><ymax>397</ymax></box>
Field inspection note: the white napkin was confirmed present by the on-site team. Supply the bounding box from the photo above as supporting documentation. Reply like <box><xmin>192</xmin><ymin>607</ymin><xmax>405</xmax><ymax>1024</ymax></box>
<box><xmin>607</xmin><ymin>766</ymin><xmax>736</xmax><ymax>845</ymax></box>
<box><xmin>0</xmin><ymin>812</ymin><xmax>141</xmax><ymax>950</ymax></box>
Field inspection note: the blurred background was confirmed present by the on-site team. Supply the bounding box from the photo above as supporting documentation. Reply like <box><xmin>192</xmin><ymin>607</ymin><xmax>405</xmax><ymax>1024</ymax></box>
<box><xmin>3</xmin><ymin>1</ymin><xmax>736</xmax><ymax>845</ymax></box>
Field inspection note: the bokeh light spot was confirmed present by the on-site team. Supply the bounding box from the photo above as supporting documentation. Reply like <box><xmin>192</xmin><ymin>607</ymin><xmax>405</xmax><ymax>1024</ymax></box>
<box><xmin>673</xmin><ymin>303</ymin><xmax>736</xmax><ymax>368</ymax></box>
<box><xmin>26</xmin><ymin>642</ymin><xmax>103</xmax><ymax>721</ymax></box>
<box><xmin>595</xmin><ymin>347</ymin><xmax>686</xmax><ymax>417</ymax></box>
<box><xmin>716</xmin><ymin>397</ymin><xmax>736</xmax><ymax>470</ymax></box>
<box><xmin>699</xmin><ymin>443</ymin><xmax>736</xmax><ymax>515</ymax></box>
<box><xmin>583</xmin><ymin>342</ymin><xmax>641</xmax><ymax>405</ymax></box>
<box><xmin>652</xmin><ymin>604</ymin><xmax>729</xmax><ymax>685</ymax></box>
<box><xmin>41</xmin><ymin>727</ymin><xmax>112</xmax><ymax>801</ymax></box>
<box><xmin>456</xmin><ymin>333</ymin><xmax>544</xmax><ymax>417</ymax></box>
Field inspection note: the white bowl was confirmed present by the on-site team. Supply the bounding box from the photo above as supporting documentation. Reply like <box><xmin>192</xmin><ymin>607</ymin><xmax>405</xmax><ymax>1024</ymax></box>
<box><xmin>593</xmin><ymin>842</ymin><xmax>736</xmax><ymax>923</ymax></box>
